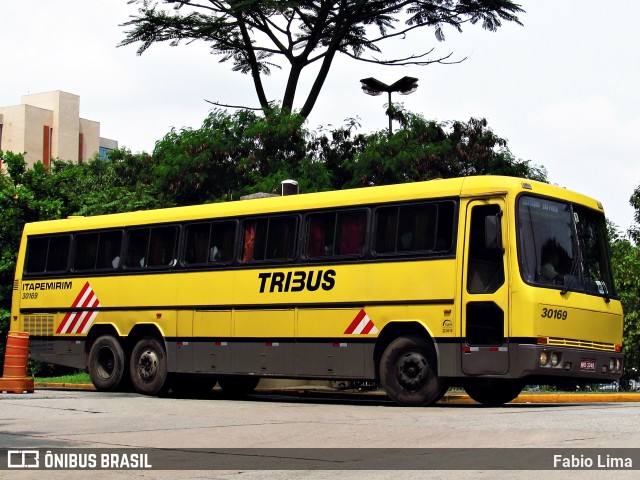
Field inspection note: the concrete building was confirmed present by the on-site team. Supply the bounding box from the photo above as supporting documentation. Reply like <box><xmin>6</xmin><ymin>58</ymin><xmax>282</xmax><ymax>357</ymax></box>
<box><xmin>0</xmin><ymin>91</ymin><xmax>118</xmax><ymax>168</ymax></box>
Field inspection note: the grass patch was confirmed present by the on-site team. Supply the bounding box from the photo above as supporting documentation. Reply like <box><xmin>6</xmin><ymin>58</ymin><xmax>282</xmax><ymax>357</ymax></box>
<box><xmin>35</xmin><ymin>371</ymin><xmax>91</xmax><ymax>384</ymax></box>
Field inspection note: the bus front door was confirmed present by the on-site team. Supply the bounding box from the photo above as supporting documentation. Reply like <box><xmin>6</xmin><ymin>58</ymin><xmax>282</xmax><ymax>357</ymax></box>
<box><xmin>461</xmin><ymin>198</ymin><xmax>510</xmax><ymax>375</ymax></box>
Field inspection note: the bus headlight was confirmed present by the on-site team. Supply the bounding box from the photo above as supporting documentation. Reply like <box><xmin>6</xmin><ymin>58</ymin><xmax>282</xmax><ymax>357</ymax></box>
<box><xmin>551</xmin><ymin>352</ymin><xmax>561</xmax><ymax>367</ymax></box>
<box><xmin>539</xmin><ymin>351</ymin><xmax>549</xmax><ymax>367</ymax></box>
<box><xmin>609</xmin><ymin>359</ymin><xmax>615</xmax><ymax>372</ymax></box>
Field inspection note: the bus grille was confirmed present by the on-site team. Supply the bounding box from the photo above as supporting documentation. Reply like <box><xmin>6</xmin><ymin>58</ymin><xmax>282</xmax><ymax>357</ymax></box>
<box><xmin>13</xmin><ymin>279</ymin><xmax>19</xmax><ymax>290</ymax></box>
<box><xmin>23</xmin><ymin>315</ymin><xmax>55</xmax><ymax>337</ymax></box>
<box><xmin>546</xmin><ymin>337</ymin><xmax>618</xmax><ymax>352</ymax></box>
<box><xmin>23</xmin><ymin>315</ymin><xmax>55</xmax><ymax>352</ymax></box>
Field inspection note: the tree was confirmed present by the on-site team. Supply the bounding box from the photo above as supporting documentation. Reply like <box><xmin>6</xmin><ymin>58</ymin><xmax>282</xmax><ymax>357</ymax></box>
<box><xmin>346</xmin><ymin>113</ymin><xmax>546</xmax><ymax>186</ymax></box>
<box><xmin>609</xmin><ymin>223</ymin><xmax>640</xmax><ymax>384</ymax></box>
<box><xmin>120</xmin><ymin>0</ymin><xmax>523</xmax><ymax>117</ymax></box>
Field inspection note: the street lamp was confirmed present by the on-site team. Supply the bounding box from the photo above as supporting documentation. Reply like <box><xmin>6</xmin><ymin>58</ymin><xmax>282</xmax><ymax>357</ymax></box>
<box><xmin>360</xmin><ymin>76</ymin><xmax>419</xmax><ymax>134</ymax></box>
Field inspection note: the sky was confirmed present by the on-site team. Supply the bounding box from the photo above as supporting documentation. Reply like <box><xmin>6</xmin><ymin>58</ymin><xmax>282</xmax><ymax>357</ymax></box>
<box><xmin>2</xmin><ymin>1</ymin><xmax>639</xmax><ymax>233</ymax></box>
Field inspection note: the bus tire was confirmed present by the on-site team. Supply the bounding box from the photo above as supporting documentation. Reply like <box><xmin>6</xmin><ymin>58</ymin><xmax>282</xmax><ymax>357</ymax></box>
<box><xmin>379</xmin><ymin>335</ymin><xmax>444</xmax><ymax>406</ymax></box>
<box><xmin>218</xmin><ymin>376</ymin><xmax>260</xmax><ymax>397</ymax></box>
<box><xmin>129</xmin><ymin>336</ymin><xmax>168</xmax><ymax>396</ymax></box>
<box><xmin>87</xmin><ymin>335</ymin><xmax>126</xmax><ymax>391</ymax></box>
<box><xmin>464</xmin><ymin>380</ymin><xmax>523</xmax><ymax>407</ymax></box>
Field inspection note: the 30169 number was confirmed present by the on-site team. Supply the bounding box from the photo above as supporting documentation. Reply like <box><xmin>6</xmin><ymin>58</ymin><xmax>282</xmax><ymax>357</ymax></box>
<box><xmin>541</xmin><ymin>307</ymin><xmax>567</xmax><ymax>320</ymax></box>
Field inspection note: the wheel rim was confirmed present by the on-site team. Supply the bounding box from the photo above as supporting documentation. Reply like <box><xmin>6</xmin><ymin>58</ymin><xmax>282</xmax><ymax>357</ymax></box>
<box><xmin>96</xmin><ymin>346</ymin><xmax>116</xmax><ymax>380</ymax></box>
<box><xmin>137</xmin><ymin>348</ymin><xmax>159</xmax><ymax>382</ymax></box>
<box><xmin>396</xmin><ymin>351</ymin><xmax>428</xmax><ymax>391</ymax></box>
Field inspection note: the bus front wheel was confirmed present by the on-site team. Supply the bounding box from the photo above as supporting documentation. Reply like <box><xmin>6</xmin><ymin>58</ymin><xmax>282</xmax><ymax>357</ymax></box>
<box><xmin>464</xmin><ymin>380</ymin><xmax>523</xmax><ymax>407</ymax></box>
<box><xmin>88</xmin><ymin>335</ymin><xmax>126</xmax><ymax>391</ymax></box>
<box><xmin>379</xmin><ymin>335</ymin><xmax>445</xmax><ymax>406</ymax></box>
<box><xmin>129</xmin><ymin>336</ymin><xmax>168</xmax><ymax>395</ymax></box>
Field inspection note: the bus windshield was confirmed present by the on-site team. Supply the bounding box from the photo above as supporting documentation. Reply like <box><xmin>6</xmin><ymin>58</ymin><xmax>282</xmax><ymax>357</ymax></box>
<box><xmin>517</xmin><ymin>195</ymin><xmax>616</xmax><ymax>298</ymax></box>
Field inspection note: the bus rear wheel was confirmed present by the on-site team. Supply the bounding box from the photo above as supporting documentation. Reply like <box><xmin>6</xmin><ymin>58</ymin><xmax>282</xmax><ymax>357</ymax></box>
<box><xmin>464</xmin><ymin>380</ymin><xmax>523</xmax><ymax>407</ymax></box>
<box><xmin>130</xmin><ymin>336</ymin><xmax>168</xmax><ymax>395</ymax></box>
<box><xmin>88</xmin><ymin>335</ymin><xmax>126</xmax><ymax>391</ymax></box>
<box><xmin>379</xmin><ymin>335</ymin><xmax>445</xmax><ymax>406</ymax></box>
<box><xmin>218</xmin><ymin>376</ymin><xmax>260</xmax><ymax>397</ymax></box>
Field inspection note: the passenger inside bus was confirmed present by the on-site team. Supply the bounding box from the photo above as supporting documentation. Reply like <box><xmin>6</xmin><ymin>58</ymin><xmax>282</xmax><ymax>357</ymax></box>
<box><xmin>540</xmin><ymin>240</ymin><xmax>566</xmax><ymax>284</ymax></box>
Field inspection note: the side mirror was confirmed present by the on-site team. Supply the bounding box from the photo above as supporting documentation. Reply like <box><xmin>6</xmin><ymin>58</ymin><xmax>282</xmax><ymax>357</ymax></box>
<box><xmin>485</xmin><ymin>212</ymin><xmax>503</xmax><ymax>251</ymax></box>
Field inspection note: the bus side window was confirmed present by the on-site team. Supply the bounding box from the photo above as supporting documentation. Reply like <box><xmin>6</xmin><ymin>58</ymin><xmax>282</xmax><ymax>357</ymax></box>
<box><xmin>306</xmin><ymin>213</ymin><xmax>334</xmax><ymax>257</ymax></box>
<box><xmin>125</xmin><ymin>229</ymin><xmax>150</xmax><ymax>268</ymax></box>
<box><xmin>97</xmin><ymin>231</ymin><xmax>123</xmax><ymax>269</ymax></box>
<box><xmin>185</xmin><ymin>223</ymin><xmax>211</xmax><ymax>264</ymax></box>
<box><xmin>74</xmin><ymin>233</ymin><xmax>99</xmax><ymax>270</ymax></box>
<box><xmin>374</xmin><ymin>202</ymin><xmax>452</xmax><ymax>255</ymax></box>
<box><xmin>242</xmin><ymin>217</ymin><xmax>296</xmax><ymax>263</ymax></box>
<box><xmin>209</xmin><ymin>221</ymin><xmax>236</xmax><ymax>262</ymax></box>
<box><xmin>26</xmin><ymin>237</ymin><xmax>50</xmax><ymax>273</ymax></box>
<box><xmin>25</xmin><ymin>235</ymin><xmax>70</xmax><ymax>274</ymax></box>
<box><xmin>336</xmin><ymin>211</ymin><xmax>366</xmax><ymax>255</ymax></box>
<box><xmin>148</xmin><ymin>227</ymin><xmax>178</xmax><ymax>267</ymax></box>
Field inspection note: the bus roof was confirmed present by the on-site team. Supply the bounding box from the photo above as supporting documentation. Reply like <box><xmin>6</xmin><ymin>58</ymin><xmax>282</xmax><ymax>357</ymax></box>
<box><xmin>22</xmin><ymin>176</ymin><xmax>604</xmax><ymax>235</ymax></box>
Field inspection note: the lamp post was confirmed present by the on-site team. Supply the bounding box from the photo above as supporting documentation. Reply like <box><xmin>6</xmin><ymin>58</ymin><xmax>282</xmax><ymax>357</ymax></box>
<box><xmin>360</xmin><ymin>76</ymin><xmax>419</xmax><ymax>134</ymax></box>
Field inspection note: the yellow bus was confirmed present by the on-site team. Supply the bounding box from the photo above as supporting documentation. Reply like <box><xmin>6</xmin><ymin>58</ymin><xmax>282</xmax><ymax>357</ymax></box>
<box><xmin>10</xmin><ymin>176</ymin><xmax>623</xmax><ymax>406</ymax></box>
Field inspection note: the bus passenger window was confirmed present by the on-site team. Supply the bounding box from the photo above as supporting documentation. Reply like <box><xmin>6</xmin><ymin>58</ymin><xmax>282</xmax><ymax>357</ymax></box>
<box><xmin>242</xmin><ymin>217</ymin><xmax>296</xmax><ymax>262</ymax></box>
<box><xmin>336</xmin><ymin>212</ymin><xmax>366</xmax><ymax>255</ymax></box>
<box><xmin>25</xmin><ymin>236</ymin><xmax>70</xmax><ymax>274</ymax></box>
<box><xmin>306</xmin><ymin>214</ymin><xmax>334</xmax><ymax>257</ymax></box>
<box><xmin>125</xmin><ymin>229</ymin><xmax>150</xmax><ymax>268</ymax></box>
<box><xmin>305</xmin><ymin>210</ymin><xmax>366</xmax><ymax>258</ymax></box>
<box><xmin>185</xmin><ymin>221</ymin><xmax>236</xmax><ymax>265</ymax></box>
<box><xmin>210</xmin><ymin>222</ymin><xmax>236</xmax><ymax>262</ymax></box>
<box><xmin>185</xmin><ymin>223</ymin><xmax>211</xmax><ymax>264</ymax></box>
<box><xmin>74</xmin><ymin>233</ymin><xmax>99</xmax><ymax>270</ymax></box>
<box><xmin>374</xmin><ymin>203</ymin><xmax>446</xmax><ymax>255</ymax></box>
<box><xmin>148</xmin><ymin>227</ymin><xmax>178</xmax><ymax>267</ymax></box>
<box><xmin>97</xmin><ymin>231</ymin><xmax>123</xmax><ymax>269</ymax></box>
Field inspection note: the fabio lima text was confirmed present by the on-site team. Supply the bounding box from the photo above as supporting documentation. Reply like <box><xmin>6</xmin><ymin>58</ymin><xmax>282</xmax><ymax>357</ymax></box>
<box><xmin>553</xmin><ymin>454</ymin><xmax>632</xmax><ymax>469</ymax></box>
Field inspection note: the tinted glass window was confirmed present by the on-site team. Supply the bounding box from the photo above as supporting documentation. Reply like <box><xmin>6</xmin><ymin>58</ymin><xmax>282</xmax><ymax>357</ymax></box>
<box><xmin>242</xmin><ymin>216</ymin><xmax>297</xmax><ymax>263</ymax></box>
<box><xmin>25</xmin><ymin>235</ymin><xmax>70</xmax><ymax>274</ymax></box>
<box><xmin>374</xmin><ymin>202</ymin><xmax>455</xmax><ymax>255</ymax></box>
<box><xmin>184</xmin><ymin>221</ymin><xmax>236</xmax><ymax>265</ymax></box>
<box><xmin>125</xmin><ymin>229</ymin><xmax>150</xmax><ymax>268</ymax></box>
<box><xmin>74</xmin><ymin>231</ymin><xmax>123</xmax><ymax>271</ymax></box>
<box><xmin>306</xmin><ymin>210</ymin><xmax>367</xmax><ymax>258</ymax></box>
<box><xmin>96</xmin><ymin>231</ymin><xmax>123</xmax><ymax>269</ymax></box>
<box><xmin>148</xmin><ymin>227</ymin><xmax>178</xmax><ymax>267</ymax></box>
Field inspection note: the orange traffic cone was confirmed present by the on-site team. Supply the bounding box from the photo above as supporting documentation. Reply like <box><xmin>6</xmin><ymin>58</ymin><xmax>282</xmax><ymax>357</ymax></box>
<box><xmin>0</xmin><ymin>331</ymin><xmax>35</xmax><ymax>394</ymax></box>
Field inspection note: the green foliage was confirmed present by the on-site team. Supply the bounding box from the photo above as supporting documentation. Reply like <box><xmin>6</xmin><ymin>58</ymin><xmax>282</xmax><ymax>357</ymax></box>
<box><xmin>611</xmin><ymin>212</ymin><xmax>640</xmax><ymax>379</ymax></box>
<box><xmin>152</xmin><ymin>107</ymin><xmax>333</xmax><ymax>202</ymax></box>
<box><xmin>346</xmin><ymin>113</ymin><xmax>547</xmax><ymax>187</ymax></box>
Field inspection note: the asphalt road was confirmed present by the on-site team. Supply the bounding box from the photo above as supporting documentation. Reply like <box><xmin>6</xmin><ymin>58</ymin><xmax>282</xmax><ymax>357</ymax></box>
<box><xmin>1</xmin><ymin>388</ymin><xmax>640</xmax><ymax>480</ymax></box>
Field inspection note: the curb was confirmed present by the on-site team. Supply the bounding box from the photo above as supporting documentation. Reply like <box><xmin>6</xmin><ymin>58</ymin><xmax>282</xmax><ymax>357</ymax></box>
<box><xmin>33</xmin><ymin>383</ymin><xmax>640</xmax><ymax>404</ymax></box>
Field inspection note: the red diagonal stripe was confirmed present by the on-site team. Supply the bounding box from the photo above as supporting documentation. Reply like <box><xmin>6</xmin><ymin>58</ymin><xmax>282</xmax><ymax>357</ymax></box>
<box><xmin>361</xmin><ymin>319</ymin><xmax>375</xmax><ymax>334</ymax></box>
<box><xmin>56</xmin><ymin>282</ymin><xmax>92</xmax><ymax>334</ymax></box>
<box><xmin>344</xmin><ymin>309</ymin><xmax>367</xmax><ymax>334</ymax></box>
<box><xmin>75</xmin><ymin>296</ymin><xmax>100</xmax><ymax>334</ymax></box>
<box><xmin>67</xmin><ymin>291</ymin><xmax>96</xmax><ymax>333</ymax></box>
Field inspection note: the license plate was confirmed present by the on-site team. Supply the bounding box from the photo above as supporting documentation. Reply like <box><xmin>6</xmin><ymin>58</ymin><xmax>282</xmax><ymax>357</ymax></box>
<box><xmin>580</xmin><ymin>359</ymin><xmax>596</xmax><ymax>371</ymax></box>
